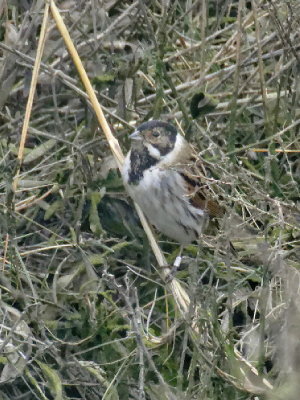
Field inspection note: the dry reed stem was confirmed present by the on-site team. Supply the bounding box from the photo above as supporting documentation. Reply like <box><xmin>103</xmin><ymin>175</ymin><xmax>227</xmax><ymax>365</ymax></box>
<box><xmin>13</xmin><ymin>2</ymin><xmax>50</xmax><ymax>192</ymax></box>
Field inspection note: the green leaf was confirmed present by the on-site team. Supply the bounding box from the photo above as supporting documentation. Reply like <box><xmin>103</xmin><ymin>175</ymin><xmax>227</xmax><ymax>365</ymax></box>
<box><xmin>36</xmin><ymin>361</ymin><xmax>63</xmax><ymax>400</ymax></box>
<box><xmin>88</xmin><ymin>190</ymin><xmax>104</xmax><ymax>236</ymax></box>
<box><xmin>44</xmin><ymin>199</ymin><xmax>64</xmax><ymax>221</ymax></box>
<box><xmin>190</xmin><ymin>92</ymin><xmax>217</xmax><ymax>118</ymax></box>
<box><xmin>23</xmin><ymin>139</ymin><xmax>57</xmax><ymax>164</ymax></box>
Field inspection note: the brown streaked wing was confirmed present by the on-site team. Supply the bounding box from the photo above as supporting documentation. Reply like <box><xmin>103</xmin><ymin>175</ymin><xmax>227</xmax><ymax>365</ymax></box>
<box><xmin>178</xmin><ymin>158</ymin><xmax>225</xmax><ymax>218</ymax></box>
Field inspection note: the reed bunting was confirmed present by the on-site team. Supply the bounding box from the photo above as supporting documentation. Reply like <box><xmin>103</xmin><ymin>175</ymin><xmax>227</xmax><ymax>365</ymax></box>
<box><xmin>122</xmin><ymin>120</ymin><xmax>224</xmax><ymax>245</ymax></box>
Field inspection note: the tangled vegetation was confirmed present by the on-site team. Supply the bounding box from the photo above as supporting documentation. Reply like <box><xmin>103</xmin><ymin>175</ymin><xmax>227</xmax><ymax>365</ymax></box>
<box><xmin>0</xmin><ymin>1</ymin><xmax>299</xmax><ymax>399</ymax></box>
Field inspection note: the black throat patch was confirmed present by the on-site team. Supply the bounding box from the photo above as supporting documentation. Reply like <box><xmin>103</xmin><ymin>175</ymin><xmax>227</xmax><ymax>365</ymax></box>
<box><xmin>152</xmin><ymin>138</ymin><xmax>175</xmax><ymax>156</ymax></box>
<box><xmin>128</xmin><ymin>147</ymin><xmax>158</xmax><ymax>184</ymax></box>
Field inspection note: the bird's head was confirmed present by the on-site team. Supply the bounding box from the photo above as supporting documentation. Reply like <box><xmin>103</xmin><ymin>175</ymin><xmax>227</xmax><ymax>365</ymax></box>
<box><xmin>129</xmin><ymin>120</ymin><xmax>188</xmax><ymax>164</ymax></box>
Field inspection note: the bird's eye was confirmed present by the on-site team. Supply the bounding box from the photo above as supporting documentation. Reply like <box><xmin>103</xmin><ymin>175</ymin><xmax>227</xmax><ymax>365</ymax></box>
<box><xmin>152</xmin><ymin>131</ymin><xmax>160</xmax><ymax>138</ymax></box>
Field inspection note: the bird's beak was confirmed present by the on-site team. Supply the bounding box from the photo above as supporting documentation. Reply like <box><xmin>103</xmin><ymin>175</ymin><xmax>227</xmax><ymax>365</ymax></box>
<box><xmin>129</xmin><ymin>130</ymin><xmax>142</xmax><ymax>141</ymax></box>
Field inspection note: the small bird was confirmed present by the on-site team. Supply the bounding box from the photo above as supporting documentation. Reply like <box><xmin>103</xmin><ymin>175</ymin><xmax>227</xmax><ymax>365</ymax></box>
<box><xmin>122</xmin><ymin>120</ymin><xmax>225</xmax><ymax>245</ymax></box>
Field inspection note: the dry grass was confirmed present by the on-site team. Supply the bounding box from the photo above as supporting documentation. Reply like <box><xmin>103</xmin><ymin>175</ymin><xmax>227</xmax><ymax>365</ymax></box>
<box><xmin>0</xmin><ymin>1</ymin><xmax>299</xmax><ymax>399</ymax></box>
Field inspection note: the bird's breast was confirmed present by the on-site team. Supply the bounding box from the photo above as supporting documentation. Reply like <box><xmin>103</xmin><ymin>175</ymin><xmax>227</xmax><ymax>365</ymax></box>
<box><xmin>124</xmin><ymin>165</ymin><xmax>208</xmax><ymax>244</ymax></box>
